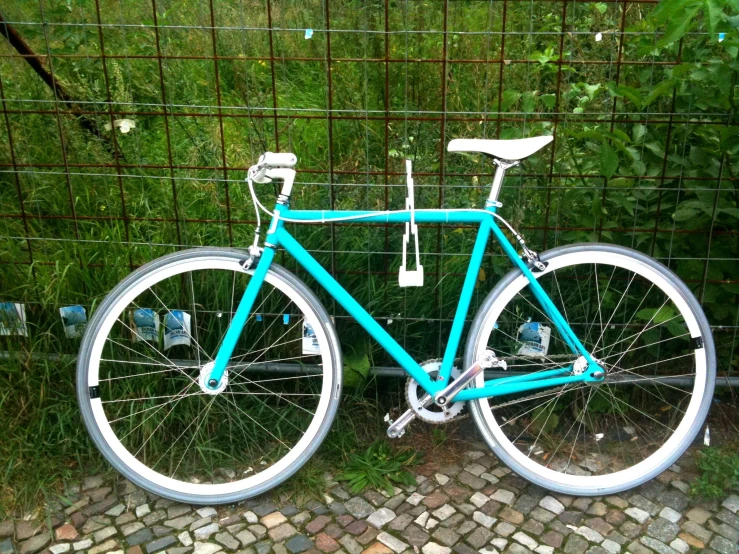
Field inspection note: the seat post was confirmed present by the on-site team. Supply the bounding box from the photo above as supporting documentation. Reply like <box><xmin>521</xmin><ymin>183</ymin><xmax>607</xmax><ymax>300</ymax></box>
<box><xmin>488</xmin><ymin>158</ymin><xmax>519</xmax><ymax>206</ymax></box>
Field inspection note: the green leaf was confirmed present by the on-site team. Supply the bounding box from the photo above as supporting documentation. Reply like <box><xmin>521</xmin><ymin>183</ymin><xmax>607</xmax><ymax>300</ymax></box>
<box><xmin>672</xmin><ymin>208</ymin><xmax>700</xmax><ymax>221</ymax></box>
<box><xmin>343</xmin><ymin>351</ymin><xmax>370</xmax><ymax>388</ymax></box>
<box><xmin>501</xmin><ymin>90</ymin><xmax>522</xmax><ymax>111</ymax></box>
<box><xmin>636</xmin><ymin>306</ymin><xmax>677</xmax><ymax>324</ymax></box>
<box><xmin>643</xmin><ymin>79</ymin><xmax>677</xmax><ymax>106</ymax></box>
<box><xmin>615</xmin><ymin>85</ymin><xmax>643</xmax><ymax>109</ymax></box>
<box><xmin>658</xmin><ymin>5</ymin><xmax>701</xmax><ymax>47</ymax></box>
<box><xmin>704</xmin><ymin>0</ymin><xmax>724</xmax><ymax>35</ymax></box>
<box><xmin>583</xmin><ymin>83</ymin><xmax>602</xmax><ymax>100</ymax></box>
<box><xmin>720</xmin><ymin>207</ymin><xmax>739</xmax><ymax>219</ymax></box>
<box><xmin>600</xmin><ymin>142</ymin><xmax>619</xmax><ymax>179</ymax></box>
<box><xmin>522</xmin><ymin>91</ymin><xmax>537</xmax><ymax>114</ymax></box>
<box><xmin>651</xmin><ymin>0</ymin><xmax>693</xmax><ymax>23</ymax></box>
<box><xmin>540</xmin><ymin>94</ymin><xmax>556</xmax><ymax>109</ymax></box>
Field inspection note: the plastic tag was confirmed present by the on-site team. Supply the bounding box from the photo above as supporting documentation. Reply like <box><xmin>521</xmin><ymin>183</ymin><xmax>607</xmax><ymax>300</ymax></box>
<box><xmin>60</xmin><ymin>305</ymin><xmax>87</xmax><ymax>338</ymax></box>
<box><xmin>302</xmin><ymin>320</ymin><xmax>321</xmax><ymax>354</ymax></box>
<box><xmin>131</xmin><ymin>308</ymin><xmax>159</xmax><ymax>342</ymax></box>
<box><xmin>0</xmin><ymin>302</ymin><xmax>28</xmax><ymax>336</ymax></box>
<box><xmin>163</xmin><ymin>311</ymin><xmax>191</xmax><ymax>350</ymax></box>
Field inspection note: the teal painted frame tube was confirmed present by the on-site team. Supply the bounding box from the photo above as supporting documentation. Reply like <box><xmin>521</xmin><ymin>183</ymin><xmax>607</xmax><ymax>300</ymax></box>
<box><xmin>208</xmin><ymin>204</ymin><xmax>602</xmax><ymax>395</ymax></box>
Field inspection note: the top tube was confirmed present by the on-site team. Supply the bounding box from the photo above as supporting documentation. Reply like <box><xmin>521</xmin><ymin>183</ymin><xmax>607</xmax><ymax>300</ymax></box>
<box><xmin>280</xmin><ymin>208</ymin><xmax>496</xmax><ymax>225</ymax></box>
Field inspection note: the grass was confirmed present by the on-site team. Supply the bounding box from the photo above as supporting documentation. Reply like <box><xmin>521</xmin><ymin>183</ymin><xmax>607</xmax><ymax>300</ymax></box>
<box><xmin>691</xmin><ymin>445</ymin><xmax>739</xmax><ymax>500</ymax></box>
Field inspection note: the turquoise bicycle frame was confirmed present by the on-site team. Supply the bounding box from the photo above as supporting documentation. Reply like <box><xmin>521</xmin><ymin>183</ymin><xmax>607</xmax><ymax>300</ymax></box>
<box><xmin>208</xmin><ymin>203</ymin><xmax>604</xmax><ymax>402</ymax></box>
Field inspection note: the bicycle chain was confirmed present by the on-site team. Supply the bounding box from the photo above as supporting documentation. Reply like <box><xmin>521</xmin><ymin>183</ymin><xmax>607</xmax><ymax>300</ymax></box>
<box><xmin>404</xmin><ymin>355</ymin><xmax>574</xmax><ymax>421</ymax></box>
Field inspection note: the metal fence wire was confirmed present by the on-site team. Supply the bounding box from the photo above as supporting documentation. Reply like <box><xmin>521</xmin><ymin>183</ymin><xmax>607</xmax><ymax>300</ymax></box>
<box><xmin>0</xmin><ymin>0</ymin><xmax>737</xmax><ymax>380</ymax></box>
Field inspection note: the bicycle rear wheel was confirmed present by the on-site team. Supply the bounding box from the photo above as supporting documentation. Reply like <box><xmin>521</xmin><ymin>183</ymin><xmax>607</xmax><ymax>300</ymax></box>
<box><xmin>465</xmin><ymin>244</ymin><xmax>714</xmax><ymax>495</ymax></box>
<box><xmin>77</xmin><ymin>248</ymin><xmax>342</xmax><ymax>505</ymax></box>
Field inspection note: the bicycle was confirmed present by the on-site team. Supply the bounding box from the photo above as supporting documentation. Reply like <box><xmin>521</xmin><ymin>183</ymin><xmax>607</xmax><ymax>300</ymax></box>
<box><xmin>77</xmin><ymin>136</ymin><xmax>715</xmax><ymax>505</ymax></box>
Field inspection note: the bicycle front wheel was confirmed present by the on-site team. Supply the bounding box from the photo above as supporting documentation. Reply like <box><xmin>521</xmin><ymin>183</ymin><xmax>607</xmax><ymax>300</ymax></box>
<box><xmin>77</xmin><ymin>248</ymin><xmax>342</xmax><ymax>505</ymax></box>
<box><xmin>465</xmin><ymin>244</ymin><xmax>715</xmax><ymax>495</ymax></box>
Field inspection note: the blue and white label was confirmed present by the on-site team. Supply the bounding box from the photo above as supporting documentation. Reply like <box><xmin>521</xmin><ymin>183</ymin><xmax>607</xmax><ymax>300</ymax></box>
<box><xmin>0</xmin><ymin>302</ymin><xmax>27</xmax><ymax>336</ymax></box>
<box><xmin>516</xmin><ymin>320</ymin><xmax>551</xmax><ymax>357</ymax></box>
<box><xmin>302</xmin><ymin>320</ymin><xmax>321</xmax><ymax>355</ymax></box>
<box><xmin>163</xmin><ymin>310</ymin><xmax>191</xmax><ymax>350</ymax></box>
<box><xmin>132</xmin><ymin>308</ymin><xmax>159</xmax><ymax>342</ymax></box>
<box><xmin>59</xmin><ymin>305</ymin><xmax>87</xmax><ymax>338</ymax></box>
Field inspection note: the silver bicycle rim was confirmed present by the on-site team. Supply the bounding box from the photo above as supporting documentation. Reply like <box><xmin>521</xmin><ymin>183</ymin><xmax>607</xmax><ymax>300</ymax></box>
<box><xmin>467</xmin><ymin>247</ymin><xmax>711</xmax><ymax>494</ymax></box>
<box><xmin>80</xmin><ymin>254</ymin><xmax>337</xmax><ymax>498</ymax></box>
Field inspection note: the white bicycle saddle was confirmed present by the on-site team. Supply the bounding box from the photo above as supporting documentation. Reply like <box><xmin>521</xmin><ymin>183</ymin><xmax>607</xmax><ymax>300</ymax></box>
<box><xmin>447</xmin><ymin>135</ymin><xmax>553</xmax><ymax>161</ymax></box>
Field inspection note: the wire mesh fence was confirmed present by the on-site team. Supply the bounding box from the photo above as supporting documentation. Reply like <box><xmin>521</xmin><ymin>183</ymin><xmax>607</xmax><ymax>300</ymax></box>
<box><xmin>0</xmin><ymin>0</ymin><xmax>737</xmax><ymax>379</ymax></box>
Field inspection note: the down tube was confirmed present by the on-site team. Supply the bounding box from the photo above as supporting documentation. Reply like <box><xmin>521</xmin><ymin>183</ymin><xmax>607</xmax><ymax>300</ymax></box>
<box><xmin>273</xmin><ymin>228</ymin><xmax>440</xmax><ymax>395</ymax></box>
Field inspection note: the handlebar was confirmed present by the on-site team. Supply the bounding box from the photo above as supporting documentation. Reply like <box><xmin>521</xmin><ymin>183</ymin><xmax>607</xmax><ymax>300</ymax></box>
<box><xmin>249</xmin><ymin>152</ymin><xmax>297</xmax><ymax>184</ymax></box>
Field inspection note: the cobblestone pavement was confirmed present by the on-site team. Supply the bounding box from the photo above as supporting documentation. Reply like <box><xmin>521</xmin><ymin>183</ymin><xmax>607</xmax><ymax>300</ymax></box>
<box><xmin>2</xmin><ymin>445</ymin><xmax>738</xmax><ymax>554</ymax></box>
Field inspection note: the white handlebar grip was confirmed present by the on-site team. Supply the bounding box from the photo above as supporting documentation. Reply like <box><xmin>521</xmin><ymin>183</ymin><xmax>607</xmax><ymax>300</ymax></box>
<box><xmin>262</xmin><ymin>152</ymin><xmax>297</xmax><ymax>168</ymax></box>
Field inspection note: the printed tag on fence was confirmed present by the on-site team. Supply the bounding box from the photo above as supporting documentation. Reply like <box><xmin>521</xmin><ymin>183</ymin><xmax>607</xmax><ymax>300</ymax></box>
<box><xmin>0</xmin><ymin>302</ymin><xmax>28</xmax><ymax>336</ymax></box>
<box><xmin>59</xmin><ymin>305</ymin><xmax>87</xmax><ymax>338</ymax></box>
<box><xmin>516</xmin><ymin>321</ymin><xmax>551</xmax><ymax>357</ymax></box>
<box><xmin>131</xmin><ymin>308</ymin><xmax>160</xmax><ymax>342</ymax></box>
<box><xmin>302</xmin><ymin>320</ymin><xmax>321</xmax><ymax>355</ymax></box>
<box><xmin>164</xmin><ymin>310</ymin><xmax>191</xmax><ymax>350</ymax></box>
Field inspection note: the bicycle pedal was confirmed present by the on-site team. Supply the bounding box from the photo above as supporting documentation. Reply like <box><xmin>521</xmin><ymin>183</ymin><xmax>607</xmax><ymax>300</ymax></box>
<box><xmin>386</xmin><ymin>408</ymin><xmax>416</xmax><ymax>439</ymax></box>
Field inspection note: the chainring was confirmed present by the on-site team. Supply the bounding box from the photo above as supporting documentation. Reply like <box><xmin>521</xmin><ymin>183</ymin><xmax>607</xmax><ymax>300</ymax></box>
<box><xmin>405</xmin><ymin>359</ymin><xmax>467</xmax><ymax>424</ymax></box>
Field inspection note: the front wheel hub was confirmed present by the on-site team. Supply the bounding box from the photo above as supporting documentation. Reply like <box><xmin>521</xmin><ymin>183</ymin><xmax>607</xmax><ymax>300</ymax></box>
<box><xmin>198</xmin><ymin>361</ymin><xmax>228</xmax><ymax>395</ymax></box>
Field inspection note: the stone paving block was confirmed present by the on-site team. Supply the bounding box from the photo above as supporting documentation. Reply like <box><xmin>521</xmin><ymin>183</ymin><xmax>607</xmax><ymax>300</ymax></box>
<box><xmin>708</xmin><ymin>534</ymin><xmax>736</xmax><ymax>554</ymax></box>
<box><xmin>639</xmin><ymin>536</ymin><xmax>677</xmax><ymax>554</ymax></box>
<box><xmin>146</xmin><ymin>535</ymin><xmax>177</xmax><ymax>554</ymax></box>
<box><xmin>375</xmin><ymin>533</ymin><xmax>407</xmax><ymax>554</ymax></box>
<box><xmin>574</xmin><ymin>526</ymin><xmax>603</xmax><ymax>544</ymax></box>
<box><xmin>235</xmin><ymin>530</ymin><xmax>257</xmax><ymax>547</ymax></box>
<box><xmin>539</xmin><ymin>531</ymin><xmax>562</xmax><ymax>549</ymax></box>
<box><xmin>367</xmin><ymin>509</ymin><xmax>395</xmax><ymax>529</ymax></box>
<box><xmin>679</xmin><ymin>520</ymin><xmax>711</xmax><ymax>543</ymax></box>
<box><xmin>337</xmin><ymin>535</ymin><xmax>360</xmax><ymax>554</ymax></box>
<box><xmin>305</xmin><ymin>517</ymin><xmax>331</xmax><ymax>536</ymax></box>
<box><xmin>562</xmin><ymin>534</ymin><xmax>588</xmax><ymax>554</ymax></box>
<box><xmin>457</xmin><ymin>473</ymin><xmax>486</xmax><ymax>490</ymax></box>
<box><xmin>624</xmin><ymin>508</ymin><xmax>650</xmax><ymax>524</ymax></box>
<box><xmin>430</xmin><ymin>506</ymin><xmax>455</xmax><ymax>522</ymax></box>
<box><xmin>421</xmin><ymin>542</ymin><xmax>451</xmax><ymax>554</ymax></box>
<box><xmin>668</xmin><ymin>538</ymin><xmax>687</xmax><ymax>554</ymax></box>
<box><xmin>529</xmin><ymin>508</ymin><xmax>556</xmax><ymax>525</ymax></box>
<box><xmin>490</xmin><ymin>490</ymin><xmax>515</xmax><ymax>506</ymax></box>
<box><xmin>684</xmin><ymin>507</ymin><xmax>711</xmax><ymax>525</ymax></box>
<box><xmin>386</xmin><ymin>515</ymin><xmax>412</xmax><ymax>533</ymax></box>
<box><xmin>472</xmin><ymin>512</ymin><xmax>495</xmax><ymax>529</ymax></box>
<box><xmin>178</xmin><ymin>532</ymin><xmax>193</xmax><ymax>547</ymax></box>
<box><xmin>628</xmin><ymin>496</ymin><xmax>658</xmax><ymax>517</ymax></box>
<box><xmin>494</xmin><ymin>522</ymin><xmax>516</xmax><ymax>538</ymax></box>
<box><xmin>262</xmin><ymin>515</ymin><xmax>287</xmax><ymax>531</ymax></box>
<box><xmin>344</xmin><ymin>499</ymin><xmax>374</xmax><ymax>520</ymax></box>
<box><xmin>721</xmin><ymin>494</ymin><xmax>739</xmax><ymax>514</ymax></box>
<box><xmin>431</xmin><ymin>528</ymin><xmax>459</xmax><ymax>547</ymax></box>
<box><xmin>465</xmin><ymin>527</ymin><xmax>493</xmax><ymax>549</ymax></box>
<box><xmin>362</xmin><ymin>542</ymin><xmax>392</xmax><ymax>554</ymax></box>
<box><xmin>422</xmin><ymin>494</ymin><xmax>449</xmax><ymax>510</ymax></box>
<box><xmin>405</xmin><ymin>494</ymin><xmax>423</xmax><ymax>507</ymax></box>
<box><xmin>0</xmin><ymin>538</ymin><xmax>13</xmax><ymax>554</ymax></box>
<box><xmin>194</xmin><ymin>524</ymin><xmax>221</xmax><ymax>541</ymax></box>
<box><xmin>214</xmin><ymin>533</ymin><xmax>240</xmax><ymax>551</ymax></box>
<box><xmin>269</xmin><ymin>525</ymin><xmax>297</xmax><ymax>542</ymax></box>
<box><xmin>285</xmin><ymin>536</ymin><xmax>313</xmax><ymax>554</ymax></box>
<box><xmin>512</xmin><ymin>532</ymin><xmax>537</xmax><ymax>550</ymax></box>
<box><xmin>498</xmin><ymin>508</ymin><xmax>524</xmax><ymax>525</ymax></box>
<box><xmin>248</xmin><ymin>525</ymin><xmax>268</xmax><ymax>540</ymax></box>
<box><xmin>399</xmin><ymin>525</ymin><xmax>427</xmax><ymax>547</ymax></box>
<box><xmin>127</xmin><ymin>528</ymin><xmax>155</xmax><ymax>546</ymax></box>
<box><xmin>708</xmin><ymin>519</ymin><xmax>739</xmax><ymax>542</ymax></box>
<box><xmin>192</xmin><ymin>542</ymin><xmax>222</xmax><ymax>554</ymax></box>
<box><xmin>18</xmin><ymin>533</ymin><xmax>50</xmax><ymax>554</ymax></box>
